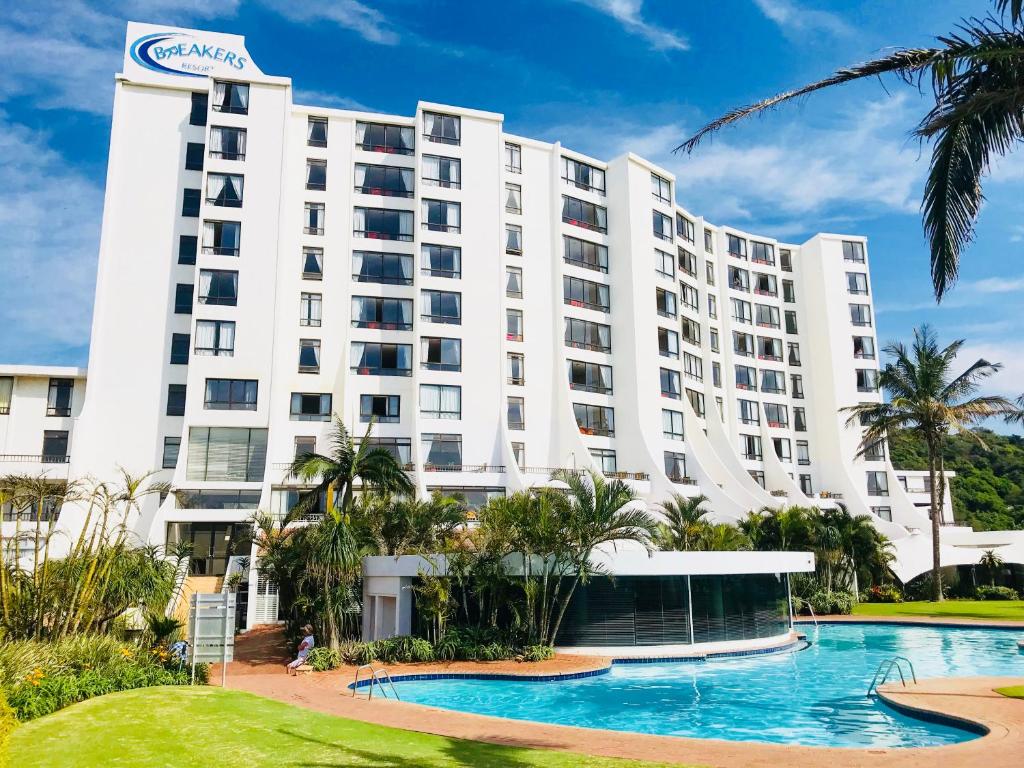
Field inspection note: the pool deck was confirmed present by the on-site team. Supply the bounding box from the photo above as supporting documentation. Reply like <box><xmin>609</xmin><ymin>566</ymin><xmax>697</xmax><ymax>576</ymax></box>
<box><xmin>222</xmin><ymin>623</ymin><xmax>1024</xmax><ymax>767</ymax></box>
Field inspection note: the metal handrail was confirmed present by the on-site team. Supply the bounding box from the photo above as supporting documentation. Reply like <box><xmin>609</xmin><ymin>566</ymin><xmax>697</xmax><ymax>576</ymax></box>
<box><xmin>806</xmin><ymin>604</ymin><xmax>818</xmax><ymax>627</ymax></box>
<box><xmin>351</xmin><ymin>664</ymin><xmax>400</xmax><ymax>700</ymax></box>
<box><xmin>867</xmin><ymin>656</ymin><xmax>917</xmax><ymax>696</ymax></box>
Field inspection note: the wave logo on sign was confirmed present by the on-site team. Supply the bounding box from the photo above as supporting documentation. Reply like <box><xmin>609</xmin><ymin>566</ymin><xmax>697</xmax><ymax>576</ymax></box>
<box><xmin>130</xmin><ymin>32</ymin><xmax>248</xmax><ymax>78</ymax></box>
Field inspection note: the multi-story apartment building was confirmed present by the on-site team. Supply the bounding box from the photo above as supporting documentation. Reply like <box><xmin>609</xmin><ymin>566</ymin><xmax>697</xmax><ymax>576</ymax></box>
<box><xmin>3</xmin><ymin>24</ymin><xmax>1021</xmax><ymax>627</ymax></box>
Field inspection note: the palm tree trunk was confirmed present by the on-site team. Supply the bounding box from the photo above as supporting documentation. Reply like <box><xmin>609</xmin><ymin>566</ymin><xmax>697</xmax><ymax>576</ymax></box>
<box><xmin>926</xmin><ymin>436</ymin><xmax>943</xmax><ymax>602</ymax></box>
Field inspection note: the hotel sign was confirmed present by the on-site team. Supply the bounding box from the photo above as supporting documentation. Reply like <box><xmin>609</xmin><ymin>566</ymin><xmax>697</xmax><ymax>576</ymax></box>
<box><xmin>123</xmin><ymin>22</ymin><xmax>263</xmax><ymax>81</ymax></box>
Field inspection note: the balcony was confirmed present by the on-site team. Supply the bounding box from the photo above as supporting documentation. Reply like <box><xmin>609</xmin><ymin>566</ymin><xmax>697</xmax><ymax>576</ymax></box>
<box><xmin>605</xmin><ymin>471</ymin><xmax>650</xmax><ymax>481</ymax></box>
<box><xmin>667</xmin><ymin>474</ymin><xmax>697</xmax><ymax>485</ymax></box>
<box><xmin>0</xmin><ymin>453</ymin><xmax>69</xmax><ymax>464</ymax></box>
<box><xmin>423</xmin><ymin>464</ymin><xmax>505</xmax><ymax>473</ymax></box>
<box><xmin>770</xmin><ymin>489</ymin><xmax>788</xmax><ymax>497</ymax></box>
<box><xmin>355</xmin><ymin>185</ymin><xmax>414</xmax><ymax>198</ymax></box>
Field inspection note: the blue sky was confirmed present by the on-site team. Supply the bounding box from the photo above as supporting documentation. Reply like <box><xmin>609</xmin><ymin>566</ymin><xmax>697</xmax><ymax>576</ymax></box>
<box><xmin>1</xmin><ymin>0</ymin><xmax>1021</xmax><ymax>429</ymax></box>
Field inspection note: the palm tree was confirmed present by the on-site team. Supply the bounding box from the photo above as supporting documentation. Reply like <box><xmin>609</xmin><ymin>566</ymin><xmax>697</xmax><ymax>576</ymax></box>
<box><xmin>844</xmin><ymin>326</ymin><xmax>1018</xmax><ymax>600</ymax></box>
<box><xmin>654</xmin><ymin>493</ymin><xmax>712</xmax><ymax>551</ymax></box>
<box><xmin>696</xmin><ymin>523</ymin><xmax>750</xmax><ymax>552</ymax></box>
<box><xmin>351</xmin><ymin>490</ymin><xmax>466</xmax><ymax>556</ymax></box>
<box><xmin>288</xmin><ymin>416</ymin><xmax>414</xmax><ymax>521</ymax></box>
<box><xmin>979</xmin><ymin>548</ymin><xmax>1004</xmax><ymax>586</ymax></box>
<box><xmin>678</xmin><ymin>0</ymin><xmax>1024</xmax><ymax>300</ymax></box>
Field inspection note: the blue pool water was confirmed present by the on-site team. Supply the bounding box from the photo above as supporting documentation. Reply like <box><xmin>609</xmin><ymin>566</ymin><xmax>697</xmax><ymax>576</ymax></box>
<box><xmin>391</xmin><ymin>623</ymin><xmax>1024</xmax><ymax>747</ymax></box>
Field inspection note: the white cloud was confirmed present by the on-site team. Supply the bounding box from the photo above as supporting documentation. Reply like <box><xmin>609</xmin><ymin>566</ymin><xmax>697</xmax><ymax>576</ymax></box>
<box><xmin>752</xmin><ymin>0</ymin><xmax>851</xmax><ymax>37</ymax></box>
<box><xmin>961</xmin><ymin>275</ymin><xmax>1024</xmax><ymax>294</ymax></box>
<box><xmin>292</xmin><ymin>89</ymin><xmax>379</xmax><ymax>113</ymax></box>
<box><xmin>259</xmin><ymin>0</ymin><xmax>400</xmax><ymax>45</ymax></box>
<box><xmin>572</xmin><ymin>0</ymin><xmax>688</xmax><ymax>51</ymax></box>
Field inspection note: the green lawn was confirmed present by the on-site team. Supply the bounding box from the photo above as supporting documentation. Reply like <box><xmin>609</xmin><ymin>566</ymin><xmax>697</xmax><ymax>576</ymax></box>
<box><xmin>7</xmin><ymin>686</ymin><xmax>690</xmax><ymax>768</ymax></box>
<box><xmin>996</xmin><ymin>685</ymin><xmax>1024</xmax><ymax>699</ymax></box>
<box><xmin>851</xmin><ymin>599</ymin><xmax>1024</xmax><ymax>622</ymax></box>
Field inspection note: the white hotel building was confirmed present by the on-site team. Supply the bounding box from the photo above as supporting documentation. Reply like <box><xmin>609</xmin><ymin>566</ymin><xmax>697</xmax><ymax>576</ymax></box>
<box><xmin>2</xmin><ymin>24</ymin><xmax>1021</xmax><ymax>627</ymax></box>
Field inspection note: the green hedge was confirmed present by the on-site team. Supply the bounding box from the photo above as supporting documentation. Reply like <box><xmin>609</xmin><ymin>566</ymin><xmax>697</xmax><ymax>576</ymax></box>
<box><xmin>0</xmin><ymin>689</ymin><xmax>16</xmax><ymax>768</ymax></box>
<box><xmin>303</xmin><ymin>633</ymin><xmax>557</xmax><ymax>670</ymax></box>
<box><xmin>975</xmin><ymin>585</ymin><xmax>1020</xmax><ymax>601</ymax></box>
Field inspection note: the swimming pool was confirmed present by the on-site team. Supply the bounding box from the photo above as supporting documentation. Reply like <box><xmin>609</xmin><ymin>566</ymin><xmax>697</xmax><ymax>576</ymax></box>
<box><xmin>389</xmin><ymin>623</ymin><xmax>1024</xmax><ymax>748</ymax></box>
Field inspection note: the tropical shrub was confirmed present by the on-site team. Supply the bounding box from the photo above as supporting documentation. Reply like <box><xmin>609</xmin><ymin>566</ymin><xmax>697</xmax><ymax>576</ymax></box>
<box><xmin>807</xmin><ymin>590</ymin><xmax>855</xmax><ymax>615</ymax></box>
<box><xmin>860</xmin><ymin>584</ymin><xmax>903</xmax><ymax>603</ymax></box>
<box><xmin>0</xmin><ymin>690</ymin><xmax>16</xmax><ymax>766</ymax></box>
<box><xmin>519</xmin><ymin>645</ymin><xmax>555</xmax><ymax>662</ymax></box>
<box><xmin>306</xmin><ymin>647</ymin><xmax>340</xmax><ymax>671</ymax></box>
<box><xmin>975</xmin><ymin>585</ymin><xmax>1019</xmax><ymax>601</ymax></box>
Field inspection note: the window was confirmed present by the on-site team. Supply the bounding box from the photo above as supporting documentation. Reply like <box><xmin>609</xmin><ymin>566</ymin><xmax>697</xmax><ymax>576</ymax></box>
<box><xmin>295</xmin><ymin>436</ymin><xmax>316</xmax><ymax>460</ymax></box>
<box><xmin>561</xmin><ymin>157</ymin><xmax>605</xmax><ymax>193</ymax></box>
<box><xmin>728</xmin><ymin>266</ymin><xmax>750</xmax><ymax>292</ymax></box>
<box><xmin>209</xmin><ymin>125</ymin><xmax>246</xmax><ymax>160</ymax></box>
<box><xmin>843</xmin><ymin>240</ymin><xmax>866</xmax><ymax>263</ymax></box>
<box><xmin>178</xmin><ymin>235</ymin><xmax>197</xmax><ymax>265</ymax></box>
<box><xmin>505</xmin><ymin>142</ymin><xmax>522</xmax><ymax>173</ymax></box>
<box><xmin>507</xmin><ymin>353</ymin><xmax>525</xmax><ymax>385</ymax></box>
<box><xmin>42</xmin><ymin>431</ymin><xmax>69</xmax><ymax>462</ymax></box>
<box><xmin>207</xmin><ymin>173</ymin><xmax>243</xmax><ymax>207</ymax></box>
<box><xmin>787</xmin><ymin>342</ymin><xmax>801</xmax><ymax>366</ymax></box>
<box><xmin>681</xmin><ymin>317</ymin><xmax>701</xmax><ymax>347</ymax></box>
<box><xmin>561</xmin><ymin>237</ymin><xmax>609</xmax><ymax>274</ymax></box>
<box><xmin>355</xmin><ymin>163</ymin><xmax>414</xmax><ymax>196</ymax></box>
<box><xmin>731</xmin><ymin>298</ymin><xmax>752</xmax><ymax>324</ymax></box>
<box><xmin>46</xmin><ymin>378</ymin><xmax>74</xmax><ymax>417</ymax></box>
<box><xmin>764</xmin><ymin>402</ymin><xmax>789</xmax><ymax>428</ymax></box>
<box><xmin>303</xmin><ymin>247</ymin><xmax>324</xmax><ymax>280</ymax></box>
<box><xmin>678</xmin><ymin>248</ymin><xmax>697</xmax><ymax>277</ymax></box>
<box><xmin>506</xmin><ymin>266</ymin><xmax>523</xmax><ymax>298</ymax></box>
<box><xmin>754</xmin><ymin>272</ymin><xmax>777</xmax><ymax>296</ymax></box>
<box><xmin>360</xmin><ymin>395</ymin><xmax>400</xmax><ymax>423</ymax></box>
<box><xmin>751</xmin><ymin>241</ymin><xmax>775</xmax><ymax>265</ymax></box>
<box><xmin>507</xmin><ymin>309</ymin><xmax>524</xmax><ymax>341</ymax></box>
<box><xmin>758</xmin><ymin>336</ymin><xmax>782</xmax><ymax>361</ymax></box>
<box><xmin>306</xmin><ymin>159</ymin><xmax>327</xmax><ymax>190</ymax></box>
<box><xmin>655</xmin><ymin>287</ymin><xmax>677</xmax><ymax>317</ymax></box>
<box><xmin>351</xmin><ymin>342</ymin><xmax>412</xmax><ymax>376</ymax></box>
<box><xmin>170</xmin><ymin>333</ymin><xmax>190</xmax><ymax>365</ymax></box>
<box><xmin>740</xmin><ymin>434</ymin><xmax>762</xmax><ymax>461</ymax></box>
<box><xmin>664</xmin><ymin>452</ymin><xmax>688</xmax><ymax>482</ymax></box>
<box><xmin>658</xmin><ymin>327</ymin><xmax>679</xmax><ymax>359</ymax></box>
<box><xmin>794</xmin><ymin>407</ymin><xmax>807</xmax><ymax>432</ymax></box>
<box><xmin>712</xmin><ymin>362</ymin><xmax>722</xmax><ymax>388</ymax></box>
<box><xmin>651</xmin><ymin>173</ymin><xmax>671</xmax><ymax>203</ymax></box>
<box><xmin>194</xmin><ymin>320</ymin><xmax>234</xmax><ymax>356</ymax></box>
<box><xmin>182</xmin><ymin>188</ymin><xmax>201</xmax><ymax>217</ymax></box>
<box><xmin>682</xmin><ymin>352</ymin><xmax>703</xmax><ymax>382</ymax></box>
<box><xmin>853</xmin><ymin>335</ymin><xmax>876</xmax><ymax>359</ymax></box>
<box><xmin>420</xmin><ymin>384</ymin><xmax>461</xmax><ymax>419</ymax></box>
<box><xmin>733</xmin><ymin>331</ymin><xmax>754</xmax><ymax>357</ymax></box>
<box><xmin>422</xmin><ymin>200</ymin><xmax>461</xmax><ymax>233</ymax></box>
<box><xmin>785</xmin><ymin>310</ymin><xmax>799</xmax><ymax>335</ymax></box>
<box><xmin>661</xmin><ymin>368</ymin><xmax>681</xmax><ymax>399</ymax></box>
<box><xmin>352</xmin><ymin>296</ymin><xmax>411</xmax><ymax>329</ymax></box>
<box><xmin>653</xmin><ymin>210</ymin><xmax>673</xmax><ymax>241</ymax></box>
<box><xmin>856</xmin><ymin>368</ymin><xmax>879</xmax><ymax>392</ymax></box>
<box><xmin>353</xmin><ymin>251</ymin><xmax>413</xmax><ymax>285</ymax></box>
<box><xmin>562</xmin><ymin>196</ymin><xmax>607</xmax><ymax>233</ymax></box>
<box><xmin>663</xmin><ymin>409</ymin><xmax>685</xmax><ymax>440</ymax></box>
<box><xmin>304</xmin><ymin>202</ymin><xmax>325</xmax><ymax>234</ymax></box>
<box><xmin>362</xmin><ymin>437</ymin><xmax>412</xmax><ymax>465</ymax></box>
<box><xmin>423</xmin><ymin>112</ymin><xmax>460</xmax><ymax>145</ymax></box>
<box><xmin>850</xmin><ymin>303</ymin><xmax>872</xmax><ymax>326</ymax></box>
<box><xmin>867</xmin><ymin>471</ymin><xmax>889</xmax><ymax>496</ymax></box>
<box><xmin>354</xmin><ymin>207</ymin><xmax>414</xmax><ymax>240</ymax></box>
<box><xmin>704</xmin><ymin>229</ymin><xmax>714</xmax><ymax>253</ymax></box>
<box><xmin>564</xmin><ymin>276</ymin><xmax>610</xmax><ymax>312</ymax></box>
<box><xmin>676</xmin><ymin>214</ymin><xmax>695</xmax><ymax>243</ymax></box>
<box><xmin>590</xmin><ymin>448</ymin><xmax>617</xmax><ymax>474</ymax></box>
<box><xmin>791</xmin><ymin>373</ymin><xmax>805</xmax><ymax>399</ymax></box>
<box><xmin>796</xmin><ymin>440</ymin><xmax>810</xmax><ymax>466</ymax></box>
<box><xmin>290</xmin><ymin>393</ymin><xmax>332</xmax><ymax>421</ymax></box>
<box><xmin>780</xmin><ymin>249</ymin><xmax>794</xmax><ymax>272</ymax></box>
<box><xmin>307</xmin><ymin>116</ymin><xmax>328</xmax><ymax>147</ymax></box>
<box><xmin>166</xmin><ymin>384</ymin><xmax>187</xmax><ymax>416</ymax></box>
<box><xmin>706</xmin><ymin>260</ymin><xmax>716</xmax><ymax>285</ymax></box>
<box><xmin>162</xmin><ymin>437</ymin><xmax>180</xmax><ymax>469</ymax></box>
<box><xmin>735</xmin><ymin>365</ymin><xmax>757</xmax><ymax>391</ymax></box>
<box><xmin>738</xmin><ymin>399</ymin><xmax>759</xmax><ymax>425</ymax></box>
<box><xmin>298</xmin><ymin>339</ymin><xmax>320</xmax><ymax>373</ymax></box>
<box><xmin>847</xmin><ymin>272</ymin><xmax>869</xmax><ymax>295</ymax></box>
<box><xmin>356</xmin><ymin>121</ymin><xmax>414</xmax><ymax>154</ymax></box>
<box><xmin>421</xmin><ymin>290</ymin><xmax>461</xmax><ymax>324</ymax></box>
<box><xmin>212</xmin><ymin>81</ymin><xmax>249</xmax><ymax>114</ymax></box>
<box><xmin>749</xmin><ymin>470</ymin><xmax>766</xmax><ymax>488</ymax></box>
<box><xmin>799</xmin><ymin>474</ymin><xmax>813</xmax><ymax>495</ymax></box>
<box><xmin>864</xmin><ymin>439</ymin><xmax>886</xmax><ymax>461</ymax></box>
<box><xmin>189</xmin><ymin>92</ymin><xmax>208</xmax><ymax>126</ymax></box>
<box><xmin>202</xmin><ymin>220</ymin><xmax>240</xmax><ymax>256</ymax></box>
<box><xmin>773</xmin><ymin>437</ymin><xmax>791</xmax><ymax>462</ymax></box>
<box><xmin>175</xmin><ymin>490</ymin><xmax>262</xmax><ymax>510</ymax></box>
<box><xmin>421</xmin><ymin>433</ymin><xmax>462</xmax><ymax>467</ymax></box>
<box><xmin>185</xmin><ymin>142</ymin><xmax>204</xmax><ymax>171</ymax></box>
<box><xmin>174</xmin><ymin>284</ymin><xmax>193</xmax><ymax>314</ymax></box>
<box><xmin>782</xmin><ymin>280</ymin><xmax>795</xmax><ymax>303</ymax></box>
<box><xmin>506</xmin><ymin>224</ymin><xmax>523</xmax><ymax>254</ymax></box>
<box><xmin>421</xmin><ymin>337</ymin><xmax>462</xmax><ymax>371</ymax></box>
<box><xmin>727</xmin><ymin>234</ymin><xmax>747</xmax><ymax>259</ymax></box>
<box><xmin>755</xmin><ymin>304</ymin><xmax>780</xmax><ymax>328</ymax></box>
<box><xmin>679</xmin><ymin>282</ymin><xmax>699</xmax><ymax>311</ymax></box>
<box><xmin>198</xmin><ymin>269</ymin><xmax>238</xmax><ymax>306</ymax></box>
<box><xmin>505</xmin><ymin>182</ymin><xmax>522</xmax><ymax>213</ymax></box>
<box><xmin>564</xmin><ymin>317</ymin><xmax>610</xmax><ymax>352</ymax></box>
<box><xmin>686</xmin><ymin>388</ymin><xmax>705</xmax><ymax>417</ymax></box>
<box><xmin>708</xmin><ymin>295</ymin><xmax>718</xmax><ymax>319</ymax></box>
<box><xmin>574</xmin><ymin>403</ymin><xmax>614</xmax><ymax>436</ymax></box>
<box><xmin>512</xmin><ymin>442</ymin><xmax>526</xmax><ymax>470</ymax></box>
<box><xmin>872</xmin><ymin>506</ymin><xmax>892</xmax><ymax>522</ymax></box>
<box><xmin>655</xmin><ymin>248</ymin><xmax>674</xmax><ymax>278</ymax></box>
<box><xmin>761</xmin><ymin>369</ymin><xmax>786</xmax><ymax>394</ymax></box>
<box><xmin>186</xmin><ymin>427</ymin><xmax>267</xmax><ymax>482</ymax></box>
<box><xmin>507</xmin><ymin>397</ymin><xmax>525</xmax><ymax>430</ymax></box>
<box><xmin>709</xmin><ymin>328</ymin><xmax>720</xmax><ymax>352</ymax></box>
<box><xmin>567</xmin><ymin>360</ymin><xmax>612</xmax><ymax>393</ymax></box>
<box><xmin>204</xmin><ymin>379</ymin><xmax>257</xmax><ymax>410</ymax></box>
<box><xmin>300</xmin><ymin>292</ymin><xmax>323</xmax><ymax>327</ymax></box>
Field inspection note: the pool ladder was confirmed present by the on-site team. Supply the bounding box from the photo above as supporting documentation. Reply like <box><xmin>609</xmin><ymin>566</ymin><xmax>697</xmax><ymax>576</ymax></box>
<box><xmin>351</xmin><ymin>664</ymin><xmax>400</xmax><ymax>700</ymax></box>
<box><xmin>866</xmin><ymin>656</ymin><xmax>917</xmax><ymax>696</ymax></box>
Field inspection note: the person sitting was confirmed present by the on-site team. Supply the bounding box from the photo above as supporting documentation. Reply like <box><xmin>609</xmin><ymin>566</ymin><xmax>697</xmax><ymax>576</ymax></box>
<box><xmin>286</xmin><ymin>625</ymin><xmax>315</xmax><ymax>674</ymax></box>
